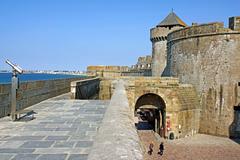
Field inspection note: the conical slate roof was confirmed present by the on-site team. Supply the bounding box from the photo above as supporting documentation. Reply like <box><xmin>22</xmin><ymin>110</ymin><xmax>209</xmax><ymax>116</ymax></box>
<box><xmin>157</xmin><ymin>12</ymin><xmax>187</xmax><ymax>27</ymax></box>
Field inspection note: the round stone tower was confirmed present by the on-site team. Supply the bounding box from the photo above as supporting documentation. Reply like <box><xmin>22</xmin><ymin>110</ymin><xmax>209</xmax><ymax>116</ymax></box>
<box><xmin>167</xmin><ymin>18</ymin><xmax>240</xmax><ymax>137</ymax></box>
<box><xmin>150</xmin><ymin>12</ymin><xmax>187</xmax><ymax>76</ymax></box>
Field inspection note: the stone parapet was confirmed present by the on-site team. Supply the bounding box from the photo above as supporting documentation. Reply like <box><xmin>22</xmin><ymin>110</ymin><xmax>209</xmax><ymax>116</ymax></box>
<box><xmin>150</xmin><ymin>26</ymin><xmax>183</xmax><ymax>42</ymax></box>
<box><xmin>168</xmin><ymin>22</ymin><xmax>240</xmax><ymax>43</ymax></box>
<box><xmin>122</xmin><ymin>69</ymin><xmax>152</xmax><ymax>77</ymax></box>
<box><xmin>88</xmin><ymin>79</ymin><xmax>143</xmax><ymax>160</ymax></box>
<box><xmin>150</xmin><ymin>27</ymin><xmax>169</xmax><ymax>42</ymax></box>
<box><xmin>0</xmin><ymin>77</ymin><xmax>84</xmax><ymax>118</ymax></box>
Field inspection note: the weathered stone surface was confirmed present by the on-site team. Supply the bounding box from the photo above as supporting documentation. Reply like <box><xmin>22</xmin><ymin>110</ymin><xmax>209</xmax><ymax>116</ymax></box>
<box><xmin>99</xmin><ymin>77</ymin><xmax>200</xmax><ymax>139</ymax></box>
<box><xmin>87</xmin><ymin>66</ymin><xmax>128</xmax><ymax>77</ymax></box>
<box><xmin>88</xmin><ymin>79</ymin><xmax>143</xmax><ymax>160</ymax></box>
<box><xmin>150</xmin><ymin>14</ymin><xmax>184</xmax><ymax>77</ymax></box>
<box><xmin>166</xmin><ymin>22</ymin><xmax>240</xmax><ymax>136</ymax></box>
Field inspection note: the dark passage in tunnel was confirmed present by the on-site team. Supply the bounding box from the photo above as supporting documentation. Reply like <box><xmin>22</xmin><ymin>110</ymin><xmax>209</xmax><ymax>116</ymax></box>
<box><xmin>135</xmin><ymin>93</ymin><xmax>166</xmax><ymax>137</ymax></box>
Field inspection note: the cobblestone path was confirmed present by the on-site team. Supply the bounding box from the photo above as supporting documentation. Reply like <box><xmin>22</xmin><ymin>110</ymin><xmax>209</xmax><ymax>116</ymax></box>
<box><xmin>138</xmin><ymin>130</ymin><xmax>240</xmax><ymax>160</ymax></box>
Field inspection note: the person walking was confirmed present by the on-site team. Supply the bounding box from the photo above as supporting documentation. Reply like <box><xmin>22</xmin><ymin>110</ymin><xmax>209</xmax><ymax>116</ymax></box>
<box><xmin>148</xmin><ymin>142</ymin><xmax>154</xmax><ymax>155</ymax></box>
<box><xmin>158</xmin><ymin>142</ymin><xmax>164</xmax><ymax>156</ymax></box>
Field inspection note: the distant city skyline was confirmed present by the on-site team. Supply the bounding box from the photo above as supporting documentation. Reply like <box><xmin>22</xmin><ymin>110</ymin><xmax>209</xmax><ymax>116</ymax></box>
<box><xmin>0</xmin><ymin>0</ymin><xmax>239</xmax><ymax>71</ymax></box>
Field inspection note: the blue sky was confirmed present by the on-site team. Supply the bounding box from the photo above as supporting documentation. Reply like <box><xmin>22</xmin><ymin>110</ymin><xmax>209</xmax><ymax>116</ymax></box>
<box><xmin>0</xmin><ymin>0</ymin><xmax>239</xmax><ymax>71</ymax></box>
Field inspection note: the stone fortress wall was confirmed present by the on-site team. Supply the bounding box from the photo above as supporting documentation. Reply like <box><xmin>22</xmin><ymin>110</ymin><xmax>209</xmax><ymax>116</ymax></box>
<box><xmin>87</xmin><ymin>65</ymin><xmax>129</xmax><ymax>77</ymax></box>
<box><xmin>131</xmin><ymin>55</ymin><xmax>152</xmax><ymax>70</ymax></box>
<box><xmin>165</xmin><ymin>19</ymin><xmax>240</xmax><ymax>137</ymax></box>
<box><xmin>87</xmin><ymin>56</ymin><xmax>153</xmax><ymax>77</ymax></box>
<box><xmin>99</xmin><ymin>77</ymin><xmax>200</xmax><ymax>139</ymax></box>
<box><xmin>126</xmin><ymin>55</ymin><xmax>152</xmax><ymax>76</ymax></box>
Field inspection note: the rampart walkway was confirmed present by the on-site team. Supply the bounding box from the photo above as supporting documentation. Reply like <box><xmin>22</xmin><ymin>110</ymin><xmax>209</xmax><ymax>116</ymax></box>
<box><xmin>0</xmin><ymin>79</ymin><xmax>143</xmax><ymax>160</ymax></box>
<box><xmin>0</xmin><ymin>93</ymin><xmax>109</xmax><ymax>160</ymax></box>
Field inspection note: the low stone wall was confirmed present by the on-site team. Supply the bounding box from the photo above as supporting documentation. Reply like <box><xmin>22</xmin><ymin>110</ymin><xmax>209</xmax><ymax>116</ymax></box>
<box><xmin>122</xmin><ymin>69</ymin><xmax>152</xmax><ymax>77</ymax></box>
<box><xmin>88</xmin><ymin>79</ymin><xmax>143</xmax><ymax>160</ymax></box>
<box><xmin>0</xmin><ymin>77</ymin><xmax>84</xmax><ymax>118</ymax></box>
<box><xmin>99</xmin><ymin>79</ymin><xmax>112</xmax><ymax>100</ymax></box>
<box><xmin>70</xmin><ymin>78</ymin><xmax>100</xmax><ymax>99</ymax></box>
<box><xmin>0</xmin><ymin>84</ymin><xmax>11</xmax><ymax>118</ymax></box>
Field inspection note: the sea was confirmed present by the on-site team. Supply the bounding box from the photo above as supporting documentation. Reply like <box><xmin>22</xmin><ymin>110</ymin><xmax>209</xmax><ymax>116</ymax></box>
<box><xmin>0</xmin><ymin>73</ymin><xmax>86</xmax><ymax>84</ymax></box>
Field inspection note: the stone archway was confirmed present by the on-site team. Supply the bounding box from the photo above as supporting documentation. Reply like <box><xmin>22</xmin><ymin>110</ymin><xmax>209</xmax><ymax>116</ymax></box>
<box><xmin>135</xmin><ymin>93</ymin><xmax>166</xmax><ymax>137</ymax></box>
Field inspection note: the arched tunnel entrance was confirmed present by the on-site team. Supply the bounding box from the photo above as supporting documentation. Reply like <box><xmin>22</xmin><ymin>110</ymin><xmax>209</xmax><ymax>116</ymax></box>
<box><xmin>135</xmin><ymin>93</ymin><xmax>166</xmax><ymax>138</ymax></box>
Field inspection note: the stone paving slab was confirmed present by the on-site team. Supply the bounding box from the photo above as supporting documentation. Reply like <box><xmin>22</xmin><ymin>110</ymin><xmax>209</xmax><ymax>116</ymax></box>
<box><xmin>68</xmin><ymin>154</ymin><xmax>88</xmax><ymax>160</ymax></box>
<box><xmin>75</xmin><ymin>141</ymin><xmax>93</xmax><ymax>148</ymax></box>
<box><xmin>0</xmin><ymin>148</ymin><xmax>35</xmax><ymax>153</ymax></box>
<box><xmin>20</xmin><ymin>141</ymin><xmax>55</xmax><ymax>148</ymax></box>
<box><xmin>37</xmin><ymin>154</ymin><xmax>67</xmax><ymax>160</ymax></box>
<box><xmin>53</xmin><ymin>141</ymin><xmax>75</xmax><ymax>148</ymax></box>
<box><xmin>0</xmin><ymin>155</ymin><xmax>15</xmax><ymax>160</ymax></box>
<box><xmin>0</xmin><ymin>95</ymin><xmax>109</xmax><ymax>160</ymax></box>
<box><xmin>0</xmin><ymin>141</ymin><xmax>25</xmax><ymax>148</ymax></box>
<box><xmin>11</xmin><ymin>154</ymin><xmax>40</xmax><ymax>160</ymax></box>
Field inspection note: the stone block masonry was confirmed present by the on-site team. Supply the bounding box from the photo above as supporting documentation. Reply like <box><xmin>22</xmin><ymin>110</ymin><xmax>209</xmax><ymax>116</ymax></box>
<box><xmin>98</xmin><ymin>77</ymin><xmax>200</xmax><ymax>139</ymax></box>
<box><xmin>166</xmin><ymin>22</ymin><xmax>240</xmax><ymax>136</ymax></box>
<box><xmin>0</xmin><ymin>77</ymin><xmax>84</xmax><ymax>118</ymax></box>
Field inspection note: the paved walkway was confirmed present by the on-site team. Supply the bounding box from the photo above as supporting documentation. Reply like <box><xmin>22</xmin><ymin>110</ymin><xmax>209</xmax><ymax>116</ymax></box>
<box><xmin>0</xmin><ymin>94</ymin><xmax>109</xmax><ymax>160</ymax></box>
<box><xmin>138</xmin><ymin>131</ymin><xmax>240</xmax><ymax>160</ymax></box>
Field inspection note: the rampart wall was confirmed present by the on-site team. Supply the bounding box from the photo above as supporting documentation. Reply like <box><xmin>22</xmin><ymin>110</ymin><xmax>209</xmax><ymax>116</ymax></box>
<box><xmin>166</xmin><ymin>22</ymin><xmax>240</xmax><ymax>136</ymax></box>
<box><xmin>99</xmin><ymin>77</ymin><xmax>200</xmax><ymax>139</ymax></box>
<box><xmin>0</xmin><ymin>77</ymin><xmax>84</xmax><ymax>118</ymax></box>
